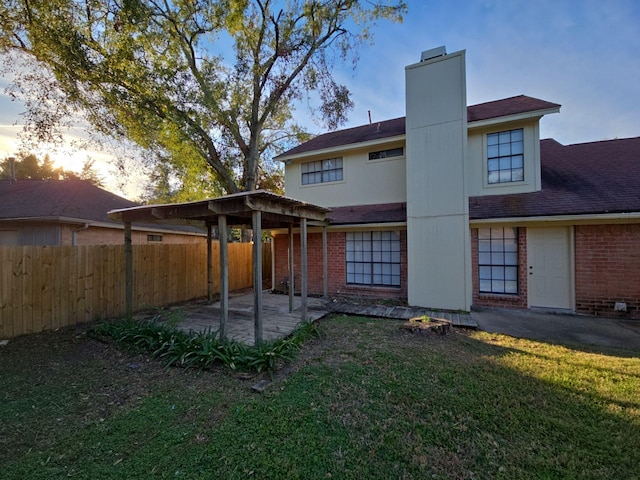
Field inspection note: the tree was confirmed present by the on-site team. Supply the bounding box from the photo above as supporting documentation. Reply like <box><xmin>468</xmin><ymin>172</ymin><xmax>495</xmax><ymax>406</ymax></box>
<box><xmin>0</xmin><ymin>153</ymin><xmax>64</xmax><ymax>180</ymax></box>
<box><xmin>0</xmin><ymin>152</ymin><xmax>105</xmax><ymax>185</ymax></box>
<box><xmin>78</xmin><ymin>157</ymin><xmax>105</xmax><ymax>186</ymax></box>
<box><xmin>0</xmin><ymin>0</ymin><xmax>406</xmax><ymax>196</ymax></box>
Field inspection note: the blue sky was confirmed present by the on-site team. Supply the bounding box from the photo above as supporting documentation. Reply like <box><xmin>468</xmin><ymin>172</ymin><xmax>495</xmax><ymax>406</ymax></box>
<box><xmin>336</xmin><ymin>0</ymin><xmax>640</xmax><ymax>144</ymax></box>
<box><xmin>1</xmin><ymin>0</ymin><xmax>638</xmax><ymax>196</ymax></box>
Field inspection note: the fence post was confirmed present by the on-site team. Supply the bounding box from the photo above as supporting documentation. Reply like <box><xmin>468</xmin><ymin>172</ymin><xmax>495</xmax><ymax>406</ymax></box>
<box><xmin>124</xmin><ymin>222</ymin><xmax>133</xmax><ymax>321</ymax></box>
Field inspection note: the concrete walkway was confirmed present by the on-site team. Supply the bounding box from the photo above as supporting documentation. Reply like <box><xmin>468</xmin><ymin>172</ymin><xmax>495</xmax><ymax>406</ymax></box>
<box><xmin>472</xmin><ymin>306</ymin><xmax>640</xmax><ymax>351</ymax></box>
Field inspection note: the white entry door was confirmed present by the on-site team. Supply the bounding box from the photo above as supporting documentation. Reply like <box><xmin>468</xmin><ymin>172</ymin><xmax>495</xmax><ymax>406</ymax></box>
<box><xmin>528</xmin><ymin>227</ymin><xmax>573</xmax><ymax>309</ymax></box>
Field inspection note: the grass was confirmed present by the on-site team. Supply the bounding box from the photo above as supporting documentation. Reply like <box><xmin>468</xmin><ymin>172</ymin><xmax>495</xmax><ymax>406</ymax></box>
<box><xmin>1</xmin><ymin>314</ymin><xmax>639</xmax><ymax>479</ymax></box>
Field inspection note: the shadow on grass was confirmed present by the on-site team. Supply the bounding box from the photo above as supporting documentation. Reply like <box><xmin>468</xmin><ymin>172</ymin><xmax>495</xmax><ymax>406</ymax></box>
<box><xmin>1</xmin><ymin>316</ymin><xmax>639</xmax><ymax>479</ymax></box>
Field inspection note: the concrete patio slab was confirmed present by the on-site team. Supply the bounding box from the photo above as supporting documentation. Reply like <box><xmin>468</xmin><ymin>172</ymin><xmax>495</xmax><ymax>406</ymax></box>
<box><xmin>166</xmin><ymin>292</ymin><xmax>330</xmax><ymax>344</ymax></box>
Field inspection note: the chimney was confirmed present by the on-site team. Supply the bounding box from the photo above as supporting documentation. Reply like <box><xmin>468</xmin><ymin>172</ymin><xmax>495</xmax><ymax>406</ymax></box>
<box><xmin>404</xmin><ymin>47</ymin><xmax>471</xmax><ymax>311</ymax></box>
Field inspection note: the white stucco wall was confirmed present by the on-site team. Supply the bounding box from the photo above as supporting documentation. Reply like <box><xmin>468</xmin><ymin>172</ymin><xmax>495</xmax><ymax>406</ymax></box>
<box><xmin>283</xmin><ymin>141</ymin><xmax>406</xmax><ymax>207</ymax></box>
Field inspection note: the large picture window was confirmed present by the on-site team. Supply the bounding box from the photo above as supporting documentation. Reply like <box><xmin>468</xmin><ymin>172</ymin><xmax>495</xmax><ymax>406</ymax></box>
<box><xmin>346</xmin><ymin>231</ymin><xmax>401</xmax><ymax>287</ymax></box>
<box><xmin>301</xmin><ymin>157</ymin><xmax>343</xmax><ymax>185</ymax></box>
<box><xmin>478</xmin><ymin>227</ymin><xmax>518</xmax><ymax>294</ymax></box>
<box><xmin>487</xmin><ymin>128</ymin><xmax>524</xmax><ymax>184</ymax></box>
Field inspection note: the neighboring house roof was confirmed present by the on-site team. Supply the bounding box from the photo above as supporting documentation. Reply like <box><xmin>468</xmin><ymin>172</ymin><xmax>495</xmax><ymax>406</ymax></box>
<box><xmin>0</xmin><ymin>180</ymin><xmax>203</xmax><ymax>233</ymax></box>
<box><xmin>470</xmin><ymin>137</ymin><xmax>640</xmax><ymax>219</ymax></box>
<box><xmin>328</xmin><ymin>203</ymin><xmax>407</xmax><ymax>225</ymax></box>
<box><xmin>276</xmin><ymin>95</ymin><xmax>560</xmax><ymax>159</ymax></box>
<box><xmin>0</xmin><ymin>180</ymin><xmax>137</xmax><ymax>223</ymax></box>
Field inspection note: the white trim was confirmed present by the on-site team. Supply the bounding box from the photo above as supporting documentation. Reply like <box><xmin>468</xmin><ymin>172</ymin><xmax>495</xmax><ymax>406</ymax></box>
<box><xmin>468</xmin><ymin>107</ymin><xmax>560</xmax><ymax>130</ymax></box>
<box><xmin>470</xmin><ymin>212</ymin><xmax>640</xmax><ymax>227</ymax></box>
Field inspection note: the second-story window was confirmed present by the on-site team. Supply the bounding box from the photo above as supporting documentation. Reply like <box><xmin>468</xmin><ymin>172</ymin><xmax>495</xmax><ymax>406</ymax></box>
<box><xmin>301</xmin><ymin>157</ymin><xmax>343</xmax><ymax>185</ymax></box>
<box><xmin>487</xmin><ymin>128</ymin><xmax>524</xmax><ymax>184</ymax></box>
<box><xmin>369</xmin><ymin>147</ymin><xmax>404</xmax><ymax>160</ymax></box>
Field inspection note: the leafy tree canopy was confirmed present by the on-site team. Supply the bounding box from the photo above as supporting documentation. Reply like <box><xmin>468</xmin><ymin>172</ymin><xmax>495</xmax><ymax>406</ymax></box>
<box><xmin>0</xmin><ymin>152</ymin><xmax>103</xmax><ymax>185</ymax></box>
<box><xmin>0</xmin><ymin>0</ymin><xmax>406</xmax><ymax>197</ymax></box>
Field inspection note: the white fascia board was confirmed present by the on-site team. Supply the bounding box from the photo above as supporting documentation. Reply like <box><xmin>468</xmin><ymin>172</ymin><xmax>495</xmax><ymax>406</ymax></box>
<box><xmin>467</xmin><ymin>107</ymin><xmax>560</xmax><ymax>131</ymax></box>
<box><xmin>470</xmin><ymin>212</ymin><xmax>640</xmax><ymax>227</ymax></box>
<box><xmin>276</xmin><ymin>135</ymin><xmax>406</xmax><ymax>163</ymax></box>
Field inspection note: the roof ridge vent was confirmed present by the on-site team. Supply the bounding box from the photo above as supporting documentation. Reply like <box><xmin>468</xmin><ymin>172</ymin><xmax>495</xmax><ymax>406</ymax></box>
<box><xmin>420</xmin><ymin>46</ymin><xmax>447</xmax><ymax>62</ymax></box>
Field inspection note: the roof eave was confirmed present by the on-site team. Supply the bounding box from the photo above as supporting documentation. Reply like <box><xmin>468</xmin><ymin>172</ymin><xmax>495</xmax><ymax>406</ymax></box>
<box><xmin>468</xmin><ymin>106</ymin><xmax>561</xmax><ymax>130</ymax></box>
<box><xmin>276</xmin><ymin>134</ymin><xmax>406</xmax><ymax>163</ymax></box>
<box><xmin>470</xmin><ymin>211</ymin><xmax>640</xmax><ymax>226</ymax></box>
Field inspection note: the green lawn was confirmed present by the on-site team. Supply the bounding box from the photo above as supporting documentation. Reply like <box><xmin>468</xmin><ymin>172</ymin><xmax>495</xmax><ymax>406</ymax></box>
<box><xmin>1</xmin><ymin>315</ymin><xmax>639</xmax><ymax>479</ymax></box>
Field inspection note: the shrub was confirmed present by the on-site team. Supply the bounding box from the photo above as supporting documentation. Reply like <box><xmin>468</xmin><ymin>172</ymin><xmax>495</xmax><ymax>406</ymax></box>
<box><xmin>91</xmin><ymin>318</ymin><xmax>319</xmax><ymax>373</ymax></box>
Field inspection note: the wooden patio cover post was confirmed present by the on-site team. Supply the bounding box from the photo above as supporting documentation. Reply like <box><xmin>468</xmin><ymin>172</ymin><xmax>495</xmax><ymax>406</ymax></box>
<box><xmin>252</xmin><ymin>210</ymin><xmax>263</xmax><ymax>344</ymax></box>
<box><xmin>109</xmin><ymin>191</ymin><xmax>328</xmax><ymax>342</ymax></box>
<box><xmin>300</xmin><ymin>217</ymin><xmax>308</xmax><ymax>322</ymax></box>
<box><xmin>218</xmin><ymin>215</ymin><xmax>229</xmax><ymax>340</ymax></box>
<box><xmin>288</xmin><ymin>223</ymin><xmax>294</xmax><ymax>313</ymax></box>
<box><xmin>322</xmin><ymin>225</ymin><xmax>328</xmax><ymax>298</ymax></box>
<box><xmin>124</xmin><ymin>221</ymin><xmax>133</xmax><ymax>321</ymax></box>
<box><xmin>206</xmin><ymin>223</ymin><xmax>213</xmax><ymax>303</ymax></box>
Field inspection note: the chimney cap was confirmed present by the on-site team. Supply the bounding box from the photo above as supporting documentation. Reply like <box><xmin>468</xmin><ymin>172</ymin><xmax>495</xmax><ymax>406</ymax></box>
<box><xmin>421</xmin><ymin>46</ymin><xmax>447</xmax><ymax>62</ymax></box>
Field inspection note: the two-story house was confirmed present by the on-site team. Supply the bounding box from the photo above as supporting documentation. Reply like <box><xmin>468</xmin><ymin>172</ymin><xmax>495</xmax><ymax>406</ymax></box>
<box><xmin>272</xmin><ymin>47</ymin><xmax>640</xmax><ymax>319</ymax></box>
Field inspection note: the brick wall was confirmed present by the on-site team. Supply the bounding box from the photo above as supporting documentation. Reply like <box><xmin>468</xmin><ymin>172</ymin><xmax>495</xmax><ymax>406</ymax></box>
<box><xmin>273</xmin><ymin>229</ymin><xmax>408</xmax><ymax>301</ymax></box>
<box><xmin>471</xmin><ymin>227</ymin><xmax>528</xmax><ymax>309</ymax></box>
<box><xmin>575</xmin><ymin>224</ymin><xmax>640</xmax><ymax>318</ymax></box>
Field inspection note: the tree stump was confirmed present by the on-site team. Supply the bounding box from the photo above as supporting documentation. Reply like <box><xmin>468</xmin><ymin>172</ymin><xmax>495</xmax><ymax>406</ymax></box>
<box><xmin>400</xmin><ymin>316</ymin><xmax>451</xmax><ymax>335</ymax></box>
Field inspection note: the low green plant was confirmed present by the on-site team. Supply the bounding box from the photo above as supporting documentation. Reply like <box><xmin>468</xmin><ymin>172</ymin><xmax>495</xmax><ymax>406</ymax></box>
<box><xmin>92</xmin><ymin>318</ymin><xmax>319</xmax><ymax>373</ymax></box>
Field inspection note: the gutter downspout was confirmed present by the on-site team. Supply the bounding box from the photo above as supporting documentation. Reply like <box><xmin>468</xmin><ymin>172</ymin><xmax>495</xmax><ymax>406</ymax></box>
<box><xmin>72</xmin><ymin>223</ymin><xmax>90</xmax><ymax>245</ymax></box>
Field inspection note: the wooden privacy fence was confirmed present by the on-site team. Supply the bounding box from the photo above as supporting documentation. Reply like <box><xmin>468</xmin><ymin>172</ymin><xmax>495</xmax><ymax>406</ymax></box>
<box><xmin>0</xmin><ymin>242</ymin><xmax>272</xmax><ymax>339</ymax></box>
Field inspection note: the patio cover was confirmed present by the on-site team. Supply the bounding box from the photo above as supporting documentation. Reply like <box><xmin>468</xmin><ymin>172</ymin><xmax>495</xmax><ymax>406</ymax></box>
<box><xmin>108</xmin><ymin>190</ymin><xmax>329</xmax><ymax>345</ymax></box>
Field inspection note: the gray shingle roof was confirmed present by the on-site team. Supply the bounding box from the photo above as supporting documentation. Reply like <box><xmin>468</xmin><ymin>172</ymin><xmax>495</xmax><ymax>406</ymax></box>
<box><xmin>276</xmin><ymin>95</ymin><xmax>560</xmax><ymax>159</ymax></box>
<box><xmin>470</xmin><ymin>137</ymin><xmax>640</xmax><ymax>219</ymax></box>
<box><xmin>328</xmin><ymin>203</ymin><xmax>406</xmax><ymax>225</ymax></box>
<box><xmin>0</xmin><ymin>180</ymin><xmax>137</xmax><ymax>223</ymax></box>
<box><xmin>0</xmin><ymin>180</ymin><xmax>203</xmax><ymax>233</ymax></box>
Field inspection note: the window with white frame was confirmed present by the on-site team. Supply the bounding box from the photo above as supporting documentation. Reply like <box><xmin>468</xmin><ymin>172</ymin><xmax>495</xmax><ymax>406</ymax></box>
<box><xmin>478</xmin><ymin>227</ymin><xmax>518</xmax><ymax>294</ymax></box>
<box><xmin>301</xmin><ymin>157</ymin><xmax>343</xmax><ymax>185</ymax></box>
<box><xmin>487</xmin><ymin>128</ymin><xmax>524</xmax><ymax>184</ymax></box>
<box><xmin>346</xmin><ymin>231</ymin><xmax>401</xmax><ymax>287</ymax></box>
